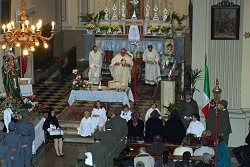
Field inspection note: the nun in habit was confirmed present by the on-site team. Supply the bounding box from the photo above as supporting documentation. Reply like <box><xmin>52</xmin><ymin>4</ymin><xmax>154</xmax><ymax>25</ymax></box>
<box><xmin>78</xmin><ymin>111</ymin><xmax>94</xmax><ymax>137</ymax></box>
<box><xmin>91</xmin><ymin>101</ymin><xmax>107</xmax><ymax>131</ymax></box>
<box><xmin>145</xmin><ymin>101</ymin><xmax>161</xmax><ymax>121</ymax></box>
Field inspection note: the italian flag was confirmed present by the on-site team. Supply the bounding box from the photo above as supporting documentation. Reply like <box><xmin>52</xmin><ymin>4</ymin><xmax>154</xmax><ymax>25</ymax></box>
<box><xmin>202</xmin><ymin>63</ymin><xmax>210</xmax><ymax>121</ymax></box>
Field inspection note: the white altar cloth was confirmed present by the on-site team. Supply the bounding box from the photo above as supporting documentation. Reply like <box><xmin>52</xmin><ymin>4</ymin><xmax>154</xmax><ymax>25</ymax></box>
<box><xmin>68</xmin><ymin>88</ymin><xmax>134</xmax><ymax>106</ymax></box>
<box><xmin>32</xmin><ymin>117</ymin><xmax>45</xmax><ymax>154</ymax></box>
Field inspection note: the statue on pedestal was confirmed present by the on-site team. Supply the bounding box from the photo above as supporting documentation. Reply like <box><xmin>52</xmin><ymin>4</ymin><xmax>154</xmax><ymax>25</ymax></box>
<box><xmin>1</xmin><ymin>51</ymin><xmax>22</xmax><ymax>100</ymax></box>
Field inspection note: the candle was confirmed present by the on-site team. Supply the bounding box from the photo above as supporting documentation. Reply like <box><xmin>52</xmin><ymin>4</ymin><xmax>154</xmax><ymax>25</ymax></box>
<box><xmin>51</xmin><ymin>21</ymin><xmax>55</xmax><ymax>30</ymax></box>
<box><xmin>31</xmin><ymin>25</ymin><xmax>35</xmax><ymax>33</ymax></box>
<box><xmin>22</xmin><ymin>24</ymin><xmax>25</xmax><ymax>32</ymax></box>
<box><xmin>11</xmin><ymin>21</ymin><xmax>14</xmax><ymax>29</ymax></box>
<box><xmin>2</xmin><ymin>24</ymin><xmax>6</xmax><ymax>33</ymax></box>
<box><xmin>99</xmin><ymin>82</ymin><xmax>101</xmax><ymax>89</ymax></box>
<box><xmin>25</xmin><ymin>20</ymin><xmax>29</xmax><ymax>27</ymax></box>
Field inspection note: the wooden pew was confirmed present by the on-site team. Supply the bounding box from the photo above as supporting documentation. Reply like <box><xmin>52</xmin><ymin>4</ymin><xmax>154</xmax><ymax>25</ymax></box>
<box><xmin>126</xmin><ymin>142</ymin><xmax>200</xmax><ymax>156</ymax></box>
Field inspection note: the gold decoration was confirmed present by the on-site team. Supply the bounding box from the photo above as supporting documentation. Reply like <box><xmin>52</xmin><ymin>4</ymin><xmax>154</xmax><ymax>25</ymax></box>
<box><xmin>0</xmin><ymin>0</ymin><xmax>55</xmax><ymax>55</ymax></box>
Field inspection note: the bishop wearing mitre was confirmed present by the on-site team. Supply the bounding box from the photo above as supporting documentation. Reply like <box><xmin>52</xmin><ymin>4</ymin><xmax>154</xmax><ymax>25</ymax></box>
<box><xmin>109</xmin><ymin>48</ymin><xmax>133</xmax><ymax>86</ymax></box>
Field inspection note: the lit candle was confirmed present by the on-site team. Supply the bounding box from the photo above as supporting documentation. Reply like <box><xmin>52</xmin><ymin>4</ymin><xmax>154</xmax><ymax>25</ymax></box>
<box><xmin>25</xmin><ymin>20</ymin><xmax>29</xmax><ymax>27</ymax></box>
<box><xmin>31</xmin><ymin>25</ymin><xmax>35</xmax><ymax>33</ymax></box>
<box><xmin>11</xmin><ymin>21</ymin><xmax>14</xmax><ymax>29</ymax></box>
<box><xmin>21</xmin><ymin>24</ymin><xmax>23</xmax><ymax>31</ymax></box>
<box><xmin>51</xmin><ymin>21</ymin><xmax>55</xmax><ymax>30</ymax></box>
<box><xmin>99</xmin><ymin>82</ymin><xmax>101</xmax><ymax>89</ymax></box>
<box><xmin>36</xmin><ymin>23</ymin><xmax>41</xmax><ymax>31</ymax></box>
<box><xmin>7</xmin><ymin>23</ymin><xmax>11</xmax><ymax>32</ymax></box>
<box><xmin>2</xmin><ymin>24</ymin><xmax>6</xmax><ymax>33</ymax></box>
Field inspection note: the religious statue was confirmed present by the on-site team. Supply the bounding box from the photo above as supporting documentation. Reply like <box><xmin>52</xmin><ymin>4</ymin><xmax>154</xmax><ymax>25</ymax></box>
<box><xmin>2</xmin><ymin>51</ymin><xmax>22</xmax><ymax>100</ymax></box>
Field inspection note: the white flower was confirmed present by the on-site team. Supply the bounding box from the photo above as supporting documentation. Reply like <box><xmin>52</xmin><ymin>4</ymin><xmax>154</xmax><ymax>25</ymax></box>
<box><xmin>72</xmin><ymin>80</ymin><xmax>77</xmax><ymax>85</ymax></box>
<box><xmin>72</xmin><ymin>69</ymin><xmax>78</xmax><ymax>74</ymax></box>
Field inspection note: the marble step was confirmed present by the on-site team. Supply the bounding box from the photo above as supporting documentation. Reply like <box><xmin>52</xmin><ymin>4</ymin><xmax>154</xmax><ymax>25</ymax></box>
<box><xmin>59</xmin><ymin>120</ymin><xmax>80</xmax><ymax>129</ymax></box>
<box><xmin>63</xmin><ymin>134</ymin><xmax>94</xmax><ymax>144</ymax></box>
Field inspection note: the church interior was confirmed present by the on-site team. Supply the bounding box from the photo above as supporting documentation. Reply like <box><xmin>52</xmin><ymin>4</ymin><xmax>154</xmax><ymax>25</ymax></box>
<box><xmin>1</xmin><ymin>0</ymin><xmax>250</xmax><ymax>166</ymax></box>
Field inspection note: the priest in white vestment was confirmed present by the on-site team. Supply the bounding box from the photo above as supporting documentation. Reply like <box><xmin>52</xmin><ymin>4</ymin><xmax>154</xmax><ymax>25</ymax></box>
<box><xmin>109</xmin><ymin>48</ymin><xmax>133</xmax><ymax>86</ymax></box>
<box><xmin>91</xmin><ymin>101</ymin><xmax>107</xmax><ymax>131</ymax></box>
<box><xmin>88</xmin><ymin>46</ymin><xmax>102</xmax><ymax>84</ymax></box>
<box><xmin>143</xmin><ymin>45</ymin><xmax>161</xmax><ymax>85</ymax></box>
<box><xmin>78</xmin><ymin>111</ymin><xmax>93</xmax><ymax>137</ymax></box>
<box><xmin>145</xmin><ymin>102</ymin><xmax>161</xmax><ymax>121</ymax></box>
<box><xmin>186</xmin><ymin>114</ymin><xmax>205</xmax><ymax>137</ymax></box>
<box><xmin>120</xmin><ymin>105</ymin><xmax>132</xmax><ymax>122</ymax></box>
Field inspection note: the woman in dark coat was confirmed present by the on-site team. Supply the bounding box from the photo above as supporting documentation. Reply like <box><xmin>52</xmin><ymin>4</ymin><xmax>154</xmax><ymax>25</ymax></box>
<box><xmin>145</xmin><ymin>110</ymin><xmax>163</xmax><ymax>142</ymax></box>
<box><xmin>163</xmin><ymin>110</ymin><xmax>186</xmax><ymax>144</ymax></box>
<box><xmin>127</xmin><ymin>112</ymin><xmax>144</xmax><ymax>141</ymax></box>
<box><xmin>43</xmin><ymin>107</ymin><xmax>64</xmax><ymax>157</ymax></box>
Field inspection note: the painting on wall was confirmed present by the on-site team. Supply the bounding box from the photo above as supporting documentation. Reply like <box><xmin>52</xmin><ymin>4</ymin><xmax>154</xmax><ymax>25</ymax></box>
<box><xmin>211</xmin><ymin>1</ymin><xmax>240</xmax><ymax>40</ymax></box>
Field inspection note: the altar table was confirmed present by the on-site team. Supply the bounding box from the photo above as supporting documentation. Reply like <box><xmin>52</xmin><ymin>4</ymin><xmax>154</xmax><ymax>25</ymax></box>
<box><xmin>68</xmin><ymin>87</ymin><xmax>134</xmax><ymax>106</ymax></box>
<box><xmin>32</xmin><ymin>117</ymin><xmax>45</xmax><ymax>154</ymax></box>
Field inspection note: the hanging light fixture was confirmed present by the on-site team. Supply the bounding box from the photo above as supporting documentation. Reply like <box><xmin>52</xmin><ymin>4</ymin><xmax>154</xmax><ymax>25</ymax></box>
<box><xmin>0</xmin><ymin>0</ymin><xmax>55</xmax><ymax>54</ymax></box>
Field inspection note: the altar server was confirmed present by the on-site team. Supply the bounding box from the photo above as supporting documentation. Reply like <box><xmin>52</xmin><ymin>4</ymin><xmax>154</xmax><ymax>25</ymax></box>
<box><xmin>120</xmin><ymin>105</ymin><xmax>132</xmax><ymax>122</ymax></box>
<box><xmin>88</xmin><ymin>46</ymin><xmax>102</xmax><ymax>84</ymax></box>
<box><xmin>143</xmin><ymin>45</ymin><xmax>161</xmax><ymax>85</ymax></box>
<box><xmin>145</xmin><ymin>101</ymin><xmax>161</xmax><ymax>121</ymax></box>
<box><xmin>91</xmin><ymin>101</ymin><xmax>107</xmax><ymax>131</ymax></box>
<box><xmin>78</xmin><ymin>111</ymin><xmax>94</xmax><ymax>137</ymax></box>
<box><xmin>16</xmin><ymin>110</ymin><xmax>35</xmax><ymax>167</ymax></box>
<box><xmin>109</xmin><ymin>48</ymin><xmax>133</xmax><ymax>86</ymax></box>
<box><xmin>186</xmin><ymin>114</ymin><xmax>205</xmax><ymax>138</ymax></box>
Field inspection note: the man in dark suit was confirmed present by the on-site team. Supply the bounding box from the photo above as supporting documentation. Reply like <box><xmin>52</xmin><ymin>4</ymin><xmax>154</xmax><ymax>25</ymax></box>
<box><xmin>178</xmin><ymin>90</ymin><xmax>199</xmax><ymax>129</ymax></box>
<box><xmin>233</xmin><ymin>121</ymin><xmax>250</xmax><ymax>167</ymax></box>
<box><xmin>16</xmin><ymin>110</ymin><xmax>35</xmax><ymax>167</ymax></box>
<box><xmin>106</xmin><ymin>108</ymin><xmax>128</xmax><ymax>154</ymax></box>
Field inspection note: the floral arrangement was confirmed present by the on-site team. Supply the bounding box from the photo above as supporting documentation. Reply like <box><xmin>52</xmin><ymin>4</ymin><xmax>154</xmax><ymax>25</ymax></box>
<box><xmin>149</xmin><ymin>25</ymin><xmax>159</xmax><ymax>32</ymax></box>
<box><xmin>0</xmin><ymin>95</ymin><xmax>44</xmax><ymax>118</ymax></box>
<box><xmin>160</xmin><ymin>26</ymin><xmax>171</xmax><ymax>33</ymax></box>
<box><xmin>72</xmin><ymin>69</ymin><xmax>93</xmax><ymax>90</ymax></box>
<box><xmin>85</xmin><ymin>23</ymin><xmax>95</xmax><ymax>30</ymax></box>
<box><xmin>110</xmin><ymin>24</ymin><xmax>121</xmax><ymax>31</ymax></box>
<box><xmin>175</xmin><ymin>24</ymin><xmax>185</xmax><ymax>31</ymax></box>
<box><xmin>99</xmin><ymin>24</ymin><xmax>110</xmax><ymax>31</ymax></box>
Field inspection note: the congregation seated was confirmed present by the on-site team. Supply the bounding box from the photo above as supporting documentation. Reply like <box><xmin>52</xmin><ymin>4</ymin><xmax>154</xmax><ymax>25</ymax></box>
<box><xmin>134</xmin><ymin>147</ymin><xmax>155</xmax><ymax>167</ymax></box>
<box><xmin>113</xmin><ymin>148</ymin><xmax>134</xmax><ymax>167</ymax></box>
<box><xmin>175</xmin><ymin>151</ymin><xmax>194</xmax><ymax>167</ymax></box>
<box><xmin>145</xmin><ymin>110</ymin><xmax>163</xmax><ymax>142</ymax></box>
<box><xmin>186</xmin><ymin>114</ymin><xmax>205</xmax><ymax>138</ymax></box>
<box><xmin>233</xmin><ymin>120</ymin><xmax>250</xmax><ymax>167</ymax></box>
<box><xmin>200</xmin><ymin>130</ymin><xmax>214</xmax><ymax>146</ymax></box>
<box><xmin>78</xmin><ymin>111</ymin><xmax>94</xmax><ymax>137</ymax></box>
<box><xmin>127</xmin><ymin>112</ymin><xmax>144</xmax><ymax>141</ymax></box>
<box><xmin>193</xmin><ymin>138</ymin><xmax>214</xmax><ymax>157</ymax></box>
<box><xmin>147</xmin><ymin>135</ymin><xmax>168</xmax><ymax>167</ymax></box>
<box><xmin>195</xmin><ymin>153</ymin><xmax>213</xmax><ymax>167</ymax></box>
<box><xmin>173</xmin><ymin>137</ymin><xmax>194</xmax><ymax>157</ymax></box>
<box><xmin>163</xmin><ymin>110</ymin><xmax>186</xmax><ymax>144</ymax></box>
<box><xmin>120</xmin><ymin>104</ymin><xmax>132</xmax><ymax>122</ymax></box>
<box><xmin>91</xmin><ymin>100</ymin><xmax>107</xmax><ymax>131</ymax></box>
<box><xmin>217</xmin><ymin>136</ymin><xmax>231</xmax><ymax>167</ymax></box>
<box><xmin>145</xmin><ymin>101</ymin><xmax>161</xmax><ymax>121</ymax></box>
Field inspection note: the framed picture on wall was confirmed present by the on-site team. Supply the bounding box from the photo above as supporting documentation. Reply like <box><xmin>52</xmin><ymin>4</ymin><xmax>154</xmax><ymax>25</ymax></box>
<box><xmin>211</xmin><ymin>1</ymin><xmax>240</xmax><ymax>40</ymax></box>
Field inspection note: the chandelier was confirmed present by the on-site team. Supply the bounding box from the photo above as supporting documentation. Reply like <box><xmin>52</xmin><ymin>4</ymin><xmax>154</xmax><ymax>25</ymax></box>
<box><xmin>0</xmin><ymin>0</ymin><xmax>55</xmax><ymax>56</ymax></box>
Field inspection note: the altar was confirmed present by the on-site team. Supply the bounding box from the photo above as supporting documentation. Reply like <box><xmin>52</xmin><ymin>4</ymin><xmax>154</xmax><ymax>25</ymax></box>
<box><xmin>68</xmin><ymin>86</ymin><xmax>134</xmax><ymax>106</ymax></box>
